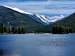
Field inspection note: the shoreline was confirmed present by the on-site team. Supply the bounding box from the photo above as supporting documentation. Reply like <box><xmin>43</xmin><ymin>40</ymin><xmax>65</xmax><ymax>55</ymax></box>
<box><xmin>0</xmin><ymin>33</ymin><xmax>75</xmax><ymax>35</ymax></box>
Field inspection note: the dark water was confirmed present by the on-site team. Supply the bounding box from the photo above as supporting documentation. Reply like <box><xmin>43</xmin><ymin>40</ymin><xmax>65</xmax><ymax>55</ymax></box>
<box><xmin>0</xmin><ymin>33</ymin><xmax>75</xmax><ymax>56</ymax></box>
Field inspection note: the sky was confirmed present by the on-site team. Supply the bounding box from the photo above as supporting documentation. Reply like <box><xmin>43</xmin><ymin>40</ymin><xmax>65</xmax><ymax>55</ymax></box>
<box><xmin>0</xmin><ymin>0</ymin><xmax>75</xmax><ymax>2</ymax></box>
<box><xmin>0</xmin><ymin>0</ymin><xmax>75</xmax><ymax>17</ymax></box>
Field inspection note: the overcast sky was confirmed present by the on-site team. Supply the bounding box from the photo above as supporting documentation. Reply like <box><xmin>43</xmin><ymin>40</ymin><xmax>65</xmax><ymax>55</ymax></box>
<box><xmin>0</xmin><ymin>0</ymin><xmax>75</xmax><ymax>2</ymax></box>
<box><xmin>0</xmin><ymin>0</ymin><xmax>75</xmax><ymax>17</ymax></box>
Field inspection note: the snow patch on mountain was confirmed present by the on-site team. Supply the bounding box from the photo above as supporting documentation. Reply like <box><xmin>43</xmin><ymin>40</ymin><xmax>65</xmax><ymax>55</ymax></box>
<box><xmin>47</xmin><ymin>15</ymin><xmax>64</xmax><ymax>22</ymax></box>
<box><xmin>36</xmin><ymin>14</ymin><xmax>64</xmax><ymax>24</ymax></box>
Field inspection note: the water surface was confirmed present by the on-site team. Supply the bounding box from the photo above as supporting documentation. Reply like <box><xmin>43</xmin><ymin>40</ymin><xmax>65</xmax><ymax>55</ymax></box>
<box><xmin>0</xmin><ymin>34</ymin><xmax>75</xmax><ymax>56</ymax></box>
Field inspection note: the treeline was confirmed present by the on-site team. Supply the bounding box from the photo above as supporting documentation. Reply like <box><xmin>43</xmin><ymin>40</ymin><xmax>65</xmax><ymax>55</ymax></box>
<box><xmin>0</xmin><ymin>23</ymin><xmax>73</xmax><ymax>34</ymax></box>
<box><xmin>0</xmin><ymin>24</ymin><xmax>27</xmax><ymax>34</ymax></box>
<box><xmin>0</xmin><ymin>24</ymin><xmax>50</xmax><ymax>34</ymax></box>
<box><xmin>51</xmin><ymin>25</ymin><xmax>73</xmax><ymax>34</ymax></box>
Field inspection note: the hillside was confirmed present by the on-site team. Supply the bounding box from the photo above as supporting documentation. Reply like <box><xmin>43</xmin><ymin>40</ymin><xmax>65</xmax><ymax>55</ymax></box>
<box><xmin>0</xmin><ymin>6</ymin><xmax>75</xmax><ymax>34</ymax></box>
<box><xmin>50</xmin><ymin>13</ymin><xmax>75</xmax><ymax>34</ymax></box>
<box><xmin>0</xmin><ymin>6</ymin><xmax>49</xmax><ymax>33</ymax></box>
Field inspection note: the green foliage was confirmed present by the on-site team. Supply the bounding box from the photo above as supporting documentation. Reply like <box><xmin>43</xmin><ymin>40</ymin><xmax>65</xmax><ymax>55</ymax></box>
<box><xmin>51</xmin><ymin>25</ymin><xmax>72</xmax><ymax>34</ymax></box>
<box><xmin>51</xmin><ymin>12</ymin><xmax>75</xmax><ymax>34</ymax></box>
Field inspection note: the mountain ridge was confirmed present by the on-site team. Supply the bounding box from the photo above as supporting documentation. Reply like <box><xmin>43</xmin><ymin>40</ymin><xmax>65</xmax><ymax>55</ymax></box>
<box><xmin>0</xmin><ymin>6</ymin><xmax>51</xmax><ymax>33</ymax></box>
<box><xmin>3</xmin><ymin>5</ymin><xmax>64</xmax><ymax>25</ymax></box>
<box><xmin>0</xmin><ymin>5</ymin><xmax>74</xmax><ymax>34</ymax></box>
<box><xmin>50</xmin><ymin>12</ymin><xmax>75</xmax><ymax>34</ymax></box>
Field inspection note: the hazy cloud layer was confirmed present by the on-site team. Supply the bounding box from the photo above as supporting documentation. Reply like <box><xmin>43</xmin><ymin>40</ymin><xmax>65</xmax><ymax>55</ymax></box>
<box><xmin>0</xmin><ymin>0</ymin><xmax>75</xmax><ymax>2</ymax></box>
<box><xmin>2</xmin><ymin>1</ymin><xmax>75</xmax><ymax>15</ymax></box>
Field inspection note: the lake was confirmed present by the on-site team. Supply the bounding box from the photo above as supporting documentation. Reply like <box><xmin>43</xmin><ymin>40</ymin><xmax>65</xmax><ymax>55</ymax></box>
<box><xmin>0</xmin><ymin>33</ymin><xmax>75</xmax><ymax>56</ymax></box>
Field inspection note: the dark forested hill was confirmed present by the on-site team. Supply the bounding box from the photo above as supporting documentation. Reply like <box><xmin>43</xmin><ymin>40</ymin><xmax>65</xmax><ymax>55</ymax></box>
<box><xmin>50</xmin><ymin>13</ymin><xmax>75</xmax><ymax>34</ymax></box>
<box><xmin>0</xmin><ymin>6</ymin><xmax>49</xmax><ymax>33</ymax></box>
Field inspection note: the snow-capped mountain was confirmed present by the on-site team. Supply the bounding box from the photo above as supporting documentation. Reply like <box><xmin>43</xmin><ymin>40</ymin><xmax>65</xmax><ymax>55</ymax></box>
<box><xmin>3</xmin><ymin>5</ymin><xmax>64</xmax><ymax>25</ymax></box>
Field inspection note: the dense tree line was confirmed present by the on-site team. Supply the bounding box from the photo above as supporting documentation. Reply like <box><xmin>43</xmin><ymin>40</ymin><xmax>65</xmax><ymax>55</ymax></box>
<box><xmin>51</xmin><ymin>25</ymin><xmax>73</xmax><ymax>34</ymax></box>
<box><xmin>0</xmin><ymin>24</ymin><xmax>27</xmax><ymax>34</ymax></box>
<box><xmin>0</xmin><ymin>23</ymin><xmax>73</xmax><ymax>34</ymax></box>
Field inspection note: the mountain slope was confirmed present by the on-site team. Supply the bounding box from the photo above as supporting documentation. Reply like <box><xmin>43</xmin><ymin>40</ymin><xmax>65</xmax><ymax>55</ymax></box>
<box><xmin>0</xmin><ymin>5</ymin><xmax>74</xmax><ymax>34</ymax></box>
<box><xmin>4</xmin><ymin>5</ymin><xmax>64</xmax><ymax>25</ymax></box>
<box><xmin>51</xmin><ymin>13</ymin><xmax>75</xmax><ymax>33</ymax></box>
<box><xmin>4</xmin><ymin>5</ymin><xmax>51</xmax><ymax>25</ymax></box>
<box><xmin>0</xmin><ymin>6</ymin><xmax>48</xmax><ymax>33</ymax></box>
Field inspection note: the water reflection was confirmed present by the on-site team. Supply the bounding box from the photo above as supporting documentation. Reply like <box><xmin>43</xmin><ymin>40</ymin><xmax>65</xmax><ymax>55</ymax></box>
<box><xmin>0</xmin><ymin>34</ymin><xmax>75</xmax><ymax>56</ymax></box>
<box><xmin>0</xmin><ymin>46</ymin><xmax>64</xmax><ymax>56</ymax></box>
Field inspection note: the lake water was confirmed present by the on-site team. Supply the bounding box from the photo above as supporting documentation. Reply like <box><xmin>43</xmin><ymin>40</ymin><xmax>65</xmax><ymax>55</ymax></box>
<box><xmin>0</xmin><ymin>33</ymin><xmax>75</xmax><ymax>56</ymax></box>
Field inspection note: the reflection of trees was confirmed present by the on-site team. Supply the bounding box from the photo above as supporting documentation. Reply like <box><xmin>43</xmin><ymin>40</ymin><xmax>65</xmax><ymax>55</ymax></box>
<box><xmin>0</xmin><ymin>49</ymin><xmax>4</xmax><ymax>56</ymax></box>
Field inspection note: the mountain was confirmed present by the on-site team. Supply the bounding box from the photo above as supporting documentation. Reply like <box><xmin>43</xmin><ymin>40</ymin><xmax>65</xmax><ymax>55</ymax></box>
<box><xmin>0</xmin><ymin>5</ymin><xmax>49</xmax><ymax>33</ymax></box>
<box><xmin>4</xmin><ymin>5</ymin><xmax>54</xmax><ymax>25</ymax></box>
<box><xmin>1</xmin><ymin>5</ymin><xmax>58</xmax><ymax>33</ymax></box>
<box><xmin>50</xmin><ymin>12</ymin><xmax>75</xmax><ymax>34</ymax></box>
<box><xmin>0</xmin><ymin>5</ymin><xmax>74</xmax><ymax>34</ymax></box>
<box><xmin>1</xmin><ymin>5</ymin><xmax>64</xmax><ymax>25</ymax></box>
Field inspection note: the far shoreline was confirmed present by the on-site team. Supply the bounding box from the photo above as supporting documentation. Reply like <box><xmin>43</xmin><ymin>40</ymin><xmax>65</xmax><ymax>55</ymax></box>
<box><xmin>0</xmin><ymin>32</ymin><xmax>75</xmax><ymax>35</ymax></box>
